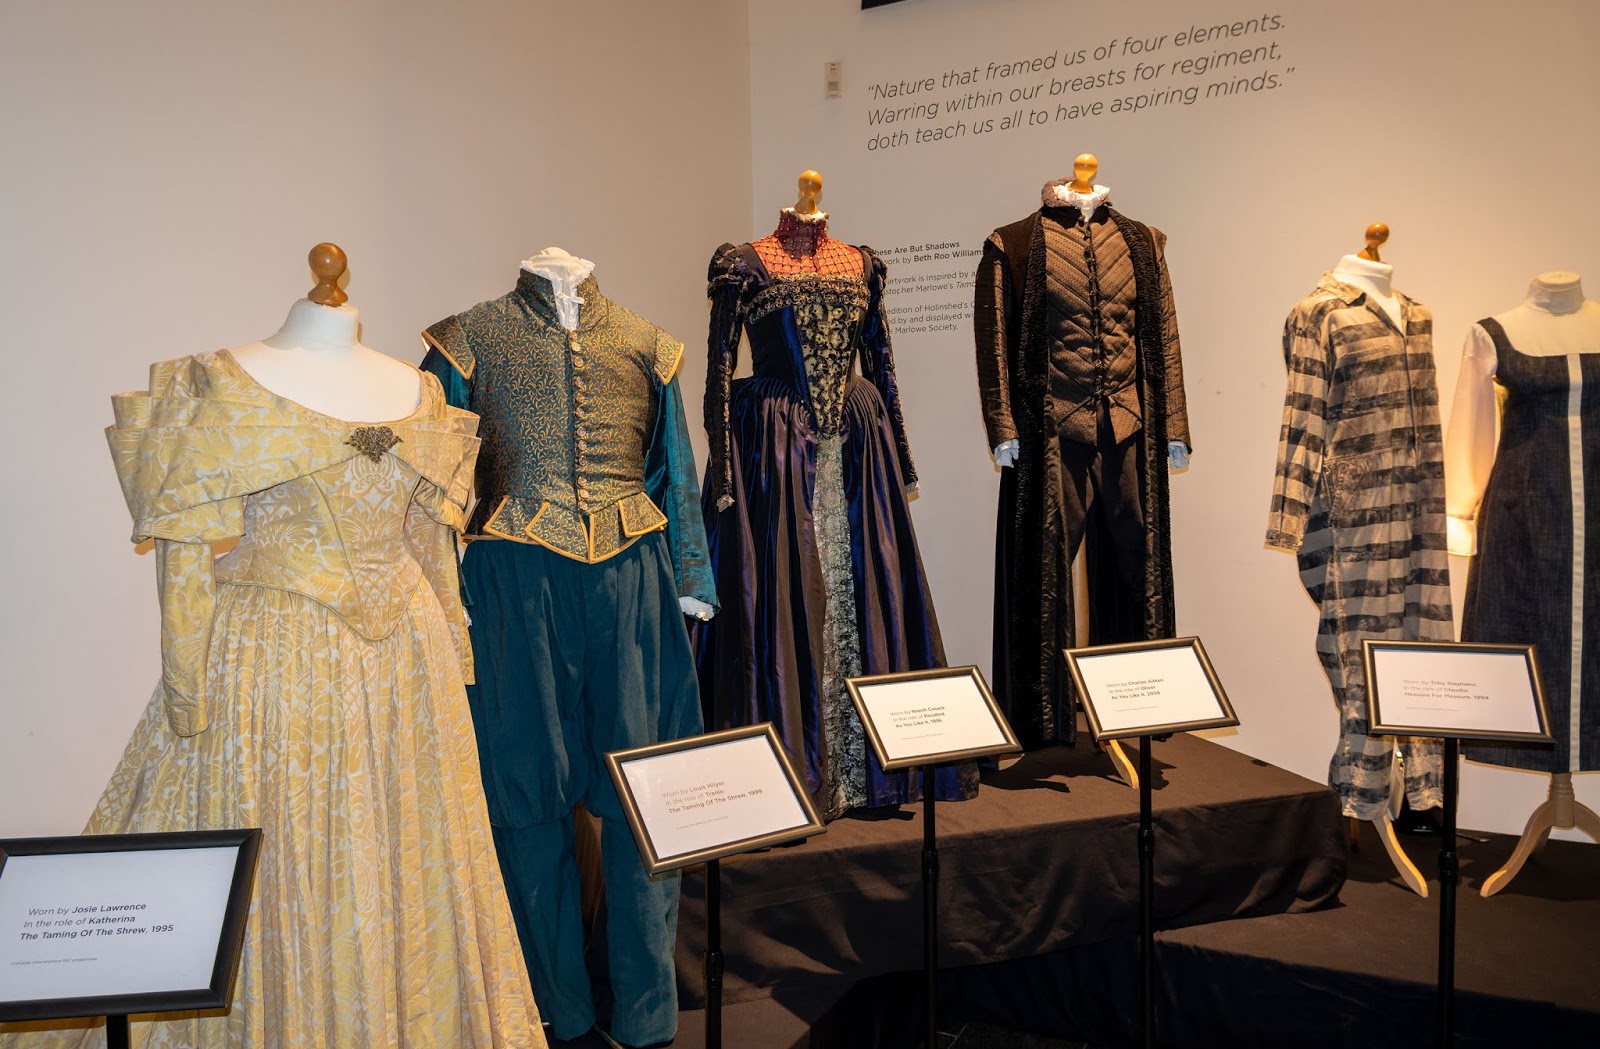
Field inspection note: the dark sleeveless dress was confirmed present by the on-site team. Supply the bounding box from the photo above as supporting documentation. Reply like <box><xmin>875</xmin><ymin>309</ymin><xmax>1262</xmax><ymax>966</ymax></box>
<box><xmin>1462</xmin><ymin>317</ymin><xmax>1600</xmax><ymax>772</ymax></box>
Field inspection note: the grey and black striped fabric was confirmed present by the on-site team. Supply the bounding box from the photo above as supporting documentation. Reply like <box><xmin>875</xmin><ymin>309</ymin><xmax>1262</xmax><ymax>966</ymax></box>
<box><xmin>1267</xmin><ymin>274</ymin><xmax>1450</xmax><ymax>820</ymax></box>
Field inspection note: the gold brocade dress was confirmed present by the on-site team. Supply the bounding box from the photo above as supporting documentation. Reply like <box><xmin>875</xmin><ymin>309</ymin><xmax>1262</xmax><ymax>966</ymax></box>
<box><xmin>1</xmin><ymin>352</ymin><xmax>545</xmax><ymax>1048</ymax></box>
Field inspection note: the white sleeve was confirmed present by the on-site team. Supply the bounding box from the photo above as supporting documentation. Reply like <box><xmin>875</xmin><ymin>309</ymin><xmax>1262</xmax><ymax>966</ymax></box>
<box><xmin>1443</xmin><ymin>323</ymin><xmax>1500</xmax><ymax>556</ymax></box>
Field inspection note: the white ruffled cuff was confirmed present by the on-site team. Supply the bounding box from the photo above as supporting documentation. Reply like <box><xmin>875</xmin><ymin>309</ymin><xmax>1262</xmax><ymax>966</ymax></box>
<box><xmin>680</xmin><ymin>595</ymin><xmax>716</xmax><ymax>621</ymax></box>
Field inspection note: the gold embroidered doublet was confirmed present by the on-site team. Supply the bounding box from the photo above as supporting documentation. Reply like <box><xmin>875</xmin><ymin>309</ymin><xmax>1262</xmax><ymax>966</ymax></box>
<box><xmin>424</xmin><ymin>276</ymin><xmax>683</xmax><ymax>563</ymax></box>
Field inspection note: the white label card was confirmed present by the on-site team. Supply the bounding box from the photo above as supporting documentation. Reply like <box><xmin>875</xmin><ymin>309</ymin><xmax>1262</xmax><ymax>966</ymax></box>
<box><xmin>854</xmin><ymin>674</ymin><xmax>1009</xmax><ymax>763</ymax></box>
<box><xmin>1370</xmin><ymin>647</ymin><xmax>1544</xmax><ymax>737</ymax></box>
<box><xmin>620</xmin><ymin>735</ymin><xmax>811</xmax><ymax>863</ymax></box>
<box><xmin>1073</xmin><ymin>645</ymin><xmax>1227</xmax><ymax>736</ymax></box>
<box><xmin>0</xmin><ymin>847</ymin><xmax>238</xmax><ymax>1004</ymax></box>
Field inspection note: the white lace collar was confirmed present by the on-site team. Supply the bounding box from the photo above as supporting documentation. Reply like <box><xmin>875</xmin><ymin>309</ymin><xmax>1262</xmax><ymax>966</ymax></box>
<box><xmin>1041</xmin><ymin>179</ymin><xmax>1112</xmax><ymax>224</ymax></box>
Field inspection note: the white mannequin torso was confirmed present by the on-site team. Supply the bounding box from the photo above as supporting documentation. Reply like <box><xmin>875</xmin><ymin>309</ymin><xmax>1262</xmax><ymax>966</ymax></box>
<box><xmin>1491</xmin><ymin>273</ymin><xmax>1600</xmax><ymax>355</ymax></box>
<box><xmin>1331</xmin><ymin>254</ymin><xmax>1404</xmax><ymax>330</ymax></box>
<box><xmin>1444</xmin><ymin>272</ymin><xmax>1600</xmax><ymax>553</ymax></box>
<box><xmin>228</xmin><ymin>299</ymin><xmax>422</xmax><ymax>422</ymax></box>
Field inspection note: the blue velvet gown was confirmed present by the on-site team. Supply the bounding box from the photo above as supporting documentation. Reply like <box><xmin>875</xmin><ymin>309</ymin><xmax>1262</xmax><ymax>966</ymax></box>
<box><xmin>696</xmin><ymin>242</ymin><xmax>978</xmax><ymax>821</ymax></box>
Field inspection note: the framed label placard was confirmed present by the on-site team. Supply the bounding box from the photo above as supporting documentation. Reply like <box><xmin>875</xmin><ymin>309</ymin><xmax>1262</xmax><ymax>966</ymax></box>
<box><xmin>0</xmin><ymin>828</ymin><xmax>260</xmax><ymax>1023</ymax></box>
<box><xmin>1363</xmin><ymin>640</ymin><xmax>1553</xmax><ymax>742</ymax></box>
<box><xmin>845</xmin><ymin>665</ymin><xmax>1020</xmax><ymax>772</ymax></box>
<box><xmin>607</xmin><ymin>724</ymin><xmax>824</xmax><ymax>876</ymax></box>
<box><xmin>1064</xmin><ymin>637</ymin><xmax>1239</xmax><ymax>741</ymax></box>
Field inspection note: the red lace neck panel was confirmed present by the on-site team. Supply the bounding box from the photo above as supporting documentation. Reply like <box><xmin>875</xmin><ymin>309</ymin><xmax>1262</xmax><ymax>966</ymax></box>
<box><xmin>752</xmin><ymin>211</ymin><xmax>864</xmax><ymax>277</ymax></box>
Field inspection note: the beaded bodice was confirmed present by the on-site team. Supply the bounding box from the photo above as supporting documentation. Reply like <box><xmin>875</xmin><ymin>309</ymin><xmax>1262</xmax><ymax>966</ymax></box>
<box><xmin>749</xmin><ymin>276</ymin><xmax>870</xmax><ymax>436</ymax></box>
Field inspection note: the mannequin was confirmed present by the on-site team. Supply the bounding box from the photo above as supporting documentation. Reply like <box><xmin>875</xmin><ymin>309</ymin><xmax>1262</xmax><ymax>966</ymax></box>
<box><xmin>975</xmin><ymin>151</ymin><xmax>1192</xmax><ymax>754</ymax></box>
<box><xmin>991</xmin><ymin>155</ymin><xmax>1190</xmax><ymax>473</ymax></box>
<box><xmin>1445</xmin><ymin>271</ymin><xmax>1600</xmax><ymax>897</ymax></box>
<box><xmin>695</xmin><ymin>171</ymin><xmax>974</xmax><ymax>820</ymax></box>
<box><xmin>518</xmin><ymin>248</ymin><xmax>714</xmax><ymax>622</ymax></box>
<box><xmin>228</xmin><ymin>243</ymin><xmax>421</xmax><ymax>422</ymax></box>
<box><xmin>421</xmin><ymin>248</ymin><xmax>715</xmax><ymax>1048</ymax></box>
<box><xmin>8</xmin><ymin>244</ymin><xmax>550</xmax><ymax>1046</ymax></box>
<box><xmin>1267</xmin><ymin>227</ymin><xmax>1451</xmax><ymax>898</ymax></box>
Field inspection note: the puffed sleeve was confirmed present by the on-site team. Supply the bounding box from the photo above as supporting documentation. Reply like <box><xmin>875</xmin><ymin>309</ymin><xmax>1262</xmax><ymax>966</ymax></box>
<box><xmin>1265</xmin><ymin>305</ymin><xmax>1333</xmax><ymax>552</ymax></box>
<box><xmin>974</xmin><ymin>231</ymin><xmax>1019</xmax><ymax>450</ymax></box>
<box><xmin>647</xmin><ymin>333</ymin><xmax>719</xmax><ymax>613</ymax></box>
<box><xmin>703</xmin><ymin>243</ymin><xmax>747</xmax><ymax>511</ymax></box>
<box><xmin>106</xmin><ymin>360</ymin><xmax>247</xmax><ymax>737</ymax></box>
<box><xmin>1150</xmin><ymin>227</ymin><xmax>1192</xmax><ymax>451</ymax></box>
<box><xmin>858</xmin><ymin>247</ymin><xmax>918</xmax><ymax>490</ymax></box>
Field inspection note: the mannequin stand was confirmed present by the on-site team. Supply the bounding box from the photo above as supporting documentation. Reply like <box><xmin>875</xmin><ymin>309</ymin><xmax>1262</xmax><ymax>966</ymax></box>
<box><xmin>1481</xmin><ymin>773</ymin><xmax>1600</xmax><ymax>897</ymax></box>
<box><xmin>1347</xmin><ymin>815</ymin><xmax>1429</xmax><ymax>897</ymax></box>
<box><xmin>1105</xmin><ymin>739</ymin><xmax>1138</xmax><ymax>788</ymax></box>
<box><xmin>1346</xmin><ymin>752</ymin><xmax>1429</xmax><ymax>897</ymax></box>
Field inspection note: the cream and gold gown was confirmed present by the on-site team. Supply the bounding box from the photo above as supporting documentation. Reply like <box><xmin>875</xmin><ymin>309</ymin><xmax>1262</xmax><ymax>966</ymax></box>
<box><xmin>1</xmin><ymin>352</ymin><xmax>545</xmax><ymax>1048</ymax></box>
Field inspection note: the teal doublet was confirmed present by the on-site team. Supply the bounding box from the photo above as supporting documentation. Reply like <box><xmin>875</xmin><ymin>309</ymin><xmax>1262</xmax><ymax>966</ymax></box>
<box><xmin>422</xmin><ymin>269</ymin><xmax>714</xmax><ymax>1046</ymax></box>
<box><xmin>423</xmin><ymin>270</ymin><xmax>715</xmax><ymax>592</ymax></box>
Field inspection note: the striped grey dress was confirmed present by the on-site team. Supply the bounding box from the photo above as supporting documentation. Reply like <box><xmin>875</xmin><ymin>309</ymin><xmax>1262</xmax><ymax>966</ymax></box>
<box><xmin>1267</xmin><ymin>274</ymin><xmax>1451</xmax><ymax>820</ymax></box>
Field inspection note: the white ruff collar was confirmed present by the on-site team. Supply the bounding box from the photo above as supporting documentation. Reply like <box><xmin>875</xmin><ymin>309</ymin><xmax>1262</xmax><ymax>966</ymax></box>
<box><xmin>521</xmin><ymin>247</ymin><xmax>595</xmax><ymax>331</ymax></box>
<box><xmin>1041</xmin><ymin>179</ymin><xmax>1112</xmax><ymax>224</ymax></box>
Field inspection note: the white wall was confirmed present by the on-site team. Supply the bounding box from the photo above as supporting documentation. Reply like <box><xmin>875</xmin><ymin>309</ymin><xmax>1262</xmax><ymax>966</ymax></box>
<box><xmin>0</xmin><ymin>1</ymin><xmax>752</xmax><ymax>836</ymax></box>
<box><xmin>744</xmin><ymin>0</ymin><xmax>1600</xmax><ymax>837</ymax></box>
<box><xmin>4</xmin><ymin>0</ymin><xmax>1597</xmax><ymax>845</ymax></box>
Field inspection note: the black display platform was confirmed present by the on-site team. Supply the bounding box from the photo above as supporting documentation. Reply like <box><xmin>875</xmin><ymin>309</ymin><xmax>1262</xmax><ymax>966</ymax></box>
<box><xmin>674</xmin><ymin>732</ymin><xmax>1348</xmax><ymax>1007</ymax></box>
<box><xmin>663</xmin><ymin>807</ymin><xmax>1600</xmax><ymax>1048</ymax></box>
<box><xmin>940</xmin><ymin>822</ymin><xmax>1600</xmax><ymax>1047</ymax></box>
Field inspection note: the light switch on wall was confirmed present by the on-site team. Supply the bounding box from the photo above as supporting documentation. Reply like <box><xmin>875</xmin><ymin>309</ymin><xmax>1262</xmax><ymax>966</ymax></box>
<box><xmin>824</xmin><ymin>61</ymin><xmax>842</xmax><ymax>99</ymax></box>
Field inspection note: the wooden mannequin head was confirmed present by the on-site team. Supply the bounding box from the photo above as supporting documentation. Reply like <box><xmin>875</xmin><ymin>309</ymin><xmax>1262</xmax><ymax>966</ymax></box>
<box><xmin>307</xmin><ymin>242</ymin><xmax>349</xmax><ymax>307</ymax></box>
<box><xmin>1068</xmin><ymin>153</ymin><xmax>1099</xmax><ymax>193</ymax></box>
<box><xmin>1357</xmin><ymin>222</ymin><xmax>1389</xmax><ymax>263</ymax></box>
<box><xmin>793</xmin><ymin>170</ymin><xmax>824</xmax><ymax>215</ymax></box>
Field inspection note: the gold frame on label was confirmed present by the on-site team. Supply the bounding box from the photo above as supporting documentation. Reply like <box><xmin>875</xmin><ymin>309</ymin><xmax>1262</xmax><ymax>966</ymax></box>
<box><xmin>605</xmin><ymin>723</ymin><xmax>825</xmax><ymax>877</ymax></box>
<box><xmin>845</xmin><ymin>664</ymin><xmax>1021</xmax><ymax>773</ymax></box>
<box><xmin>1362</xmin><ymin>639</ymin><xmax>1554</xmax><ymax>743</ymax></box>
<box><xmin>1063</xmin><ymin>636</ymin><xmax>1240</xmax><ymax>742</ymax></box>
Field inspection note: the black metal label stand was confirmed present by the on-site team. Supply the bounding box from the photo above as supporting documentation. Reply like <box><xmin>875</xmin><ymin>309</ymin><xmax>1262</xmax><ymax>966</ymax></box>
<box><xmin>705</xmin><ymin>858</ymin><xmax>724</xmax><ymax>1049</ymax></box>
<box><xmin>1137</xmin><ymin>736</ymin><xmax>1156</xmax><ymax>1049</ymax></box>
<box><xmin>840</xmin><ymin>665</ymin><xmax>1022</xmax><ymax>1049</ymax></box>
<box><xmin>604</xmin><ymin>725</ymin><xmax>828</xmax><ymax>1049</ymax></box>
<box><xmin>105</xmin><ymin>1014</ymin><xmax>130</xmax><ymax>1049</ymax></box>
<box><xmin>1436</xmin><ymin>738</ymin><xmax>1459</xmax><ymax>1049</ymax></box>
<box><xmin>1356</xmin><ymin>639</ymin><xmax>1556</xmax><ymax>1048</ymax></box>
<box><xmin>922</xmin><ymin>764</ymin><xmax>940</xmax><ymax>1049</ymax></box>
